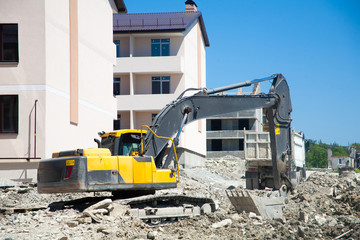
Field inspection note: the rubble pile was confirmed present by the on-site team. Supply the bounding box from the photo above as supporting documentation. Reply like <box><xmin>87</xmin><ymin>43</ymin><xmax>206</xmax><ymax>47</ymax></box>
<box><xmin>0</xmin><ymin>163</ymin><xmax>359</xmax><ymax>239</ymax></box>
<box><xmin>283</xmin><ymin>171</ymin><xmax>360</xmax><ymax>239</ymax></box>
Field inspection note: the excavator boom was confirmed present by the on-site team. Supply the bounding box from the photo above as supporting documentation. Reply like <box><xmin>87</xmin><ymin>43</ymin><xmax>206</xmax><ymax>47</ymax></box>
<box><xmin>143</xmin><ymin>73</ymin><xmax>292</xmax><ymax>189</ymax></box>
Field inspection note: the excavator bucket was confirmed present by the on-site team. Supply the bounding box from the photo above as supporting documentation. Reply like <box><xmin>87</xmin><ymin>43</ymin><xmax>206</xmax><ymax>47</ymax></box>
<box><xmin>226</xmin><ymin>188</ymin><xmax>287</xmax><ymax>219</ymax></box>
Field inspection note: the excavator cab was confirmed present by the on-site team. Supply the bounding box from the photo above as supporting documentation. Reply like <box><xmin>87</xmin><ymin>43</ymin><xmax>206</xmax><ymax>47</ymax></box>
<box><xmin>98</xmin><ymin>130</ymin><xmax>146</xmax><ymax>156</ymax></box>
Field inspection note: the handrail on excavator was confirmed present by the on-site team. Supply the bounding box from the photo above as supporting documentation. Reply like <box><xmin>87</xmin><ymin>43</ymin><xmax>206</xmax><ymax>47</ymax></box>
<box><xmin>140</xmin><ymin>125</ymin><xmax>181</xmax><ymax>184</ymax></box>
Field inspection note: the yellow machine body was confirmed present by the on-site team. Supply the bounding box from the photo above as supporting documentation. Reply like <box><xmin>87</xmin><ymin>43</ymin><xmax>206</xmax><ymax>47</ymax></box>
<box><xmin>37</xmin><ymin>129</ymin><xmax>178</xmax><ymax>193</ymax></box>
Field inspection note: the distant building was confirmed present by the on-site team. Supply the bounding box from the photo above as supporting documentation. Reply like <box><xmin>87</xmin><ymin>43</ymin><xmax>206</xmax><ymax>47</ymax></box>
<box><xmin>206</xmin><ymin>83</ymin><xmax>263</xmax><ymax>158</ymax></box>
<box><xmin>112</xmin><ymin>0</ymin><xmax>209</xmax><ymax>167</ymax></box>
<box><xmin>356</xmin><ymin>152</ymin><xmax>360</xmax><ymax>168</ymax></box>
<box><xmin>0</xmin><ymin>0</ymin><xmax>126</xmax><ymax>181</ymax></box>
<box><xmin>328</xmin><ymin>148</ymin><xmax>355</xmax><ymax>169</ymax></box>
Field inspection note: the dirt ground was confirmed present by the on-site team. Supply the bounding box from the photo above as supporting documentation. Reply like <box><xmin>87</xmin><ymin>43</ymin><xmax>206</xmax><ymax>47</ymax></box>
<box><xmin>1</xmin><ymin>157</ymin><xmax>359</xmax><ymax>240</ymax></box>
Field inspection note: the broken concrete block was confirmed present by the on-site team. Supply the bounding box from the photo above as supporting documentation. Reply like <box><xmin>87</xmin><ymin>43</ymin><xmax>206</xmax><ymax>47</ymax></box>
<box><xmin>248</xmin><ymin>212</ymin><xmax>258</xmax><ymax>219</ymax></box>
<box><xmin>299</xmin><ymin>211</ymin><xmax>308</xmax><ymax>222</ymax></box>
<box><xmin>83</xmin><ymin>198</ymin><xmax>113</xmax><ymax>223</ymax></box>
<box><xmin>86</xmin><ymin>199</ymin><xmax>112</xmax><ymax>211</ymax></box>
<box><xmin>315</xmin><ymin>215</ymin><xmax>327</xmax><ymax>225</ymax></box>
<box><xmin>200</xmin><ymin>203</ymin><xmax>212</xmax><ymax>214</ymax></box>
<box><xmin>77</xmin><ymin>217</ymin><xmax>92</xmax><ymax>224</ymax></box>
<box><xmin>147</xmin><ymin>231</ymin><xmax>158</xmax><ymax>239</ymax></box>
<box><xmin>211</xmin><ymin>219</ymin><xmax>232</xmax><ymax>229</ymax></box>
<box><xmin>66</xmin><ymin>220</ymin><xmax>79</xmax><ymax>228</ymax></box>
<box><xmin>298</xmin><ymin>226</ymin><xmax>305</xmax><ymax>238</ymax></box>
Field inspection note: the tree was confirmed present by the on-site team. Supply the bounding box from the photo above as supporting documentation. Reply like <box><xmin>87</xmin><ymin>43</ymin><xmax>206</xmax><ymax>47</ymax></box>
<box><xmin>306</xmin><ymin>144</ymin><xmax>327</xmax><ymax>168</ymax></box>
<box><xmin>332</xmin><ymin>146</ymin><xmax>347</xmax><ymax>156</ymax></box>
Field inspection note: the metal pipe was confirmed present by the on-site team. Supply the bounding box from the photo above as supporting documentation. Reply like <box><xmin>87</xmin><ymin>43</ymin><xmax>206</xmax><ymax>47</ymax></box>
<box><xmin>0</xmin><ymin>157</ymin><xmax>41</xmax><ymax>160</ymax></box>
<box><xmin>34</xmin><ymin>100</ymin><xmax>38</xmax><ymax>160</ymax></box>
<box><xmin>174</xmin><ymin>112</ymin><xmax>189</xmax><ymax>144</ymax></box>
<box><xmin>205</xmin><ymin>75</ymin><xmax>276</xmax><ymax>95</ymax></box>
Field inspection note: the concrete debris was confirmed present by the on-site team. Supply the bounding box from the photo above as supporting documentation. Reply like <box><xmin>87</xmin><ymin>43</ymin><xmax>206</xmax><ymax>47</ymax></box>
<box><xmin>83</xmin><ymin>198</ymin><xmax>113</xmax><ymax>223</ymax></box>
<box><xmin>211</xmin><ymin>219</ymin><xmax>232</xmax><ymax>229</ymax></box>
<box><xmin>0</xmin><ymin>158</ymin><xmax>359</xmax><ymax>239</ymax></box>
<box><xmin>147</xmin><ymin>230</ymin><xmax>158</xmax><ymax>239</ymax></box>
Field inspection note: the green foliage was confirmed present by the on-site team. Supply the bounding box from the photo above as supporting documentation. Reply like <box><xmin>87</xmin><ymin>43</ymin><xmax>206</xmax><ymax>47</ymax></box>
<box><xmin>355</xmin><ymin>168</ymin><xmax>360</xmax><ymax>173</ymax></box>
<box><xmin>306</xmin><ymin>143</ymin><xmax>328</xmax><ymax>168</ymax></box>
<box><xmin>305</xmin><ymin>139</ymin><xmax>350</xmax><ymax>168</ymax></box>
<box><xmin>332</xmin><ymin>146</ymin><xmax>347</xmax><ymax>156</ymax></box>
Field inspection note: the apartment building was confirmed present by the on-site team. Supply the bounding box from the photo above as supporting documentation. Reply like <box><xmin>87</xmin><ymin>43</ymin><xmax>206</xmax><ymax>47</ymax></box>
<box><xmin>0</xmin><ymin>0</ymin><xmax>126</xmax><ymax>181</ymax></box>
<box><xmin>112</xmin><ymin>0</ymin><xmax>209</xmax><ymax>167</ymax></box>
<box><xmin>206</xmin><ymin>84</ymin><xmax>264</xmax><ymax>158</ymax></box>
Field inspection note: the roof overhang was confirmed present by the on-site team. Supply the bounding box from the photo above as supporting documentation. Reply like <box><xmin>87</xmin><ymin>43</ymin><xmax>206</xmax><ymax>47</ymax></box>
<box><xmin>114</xmin><ymin>0</ymin><xmax>127</xmax><ymax>13</ymax></box>
<box><xmin>113</xmin><ymin>11</ymin><xmax>209</xmax><ymax>47</ymax></box>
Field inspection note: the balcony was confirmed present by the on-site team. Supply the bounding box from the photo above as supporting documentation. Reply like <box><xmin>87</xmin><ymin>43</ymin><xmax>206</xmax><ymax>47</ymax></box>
<box><xmin>116</xmin><ymin>94</ymin><xmax>176</xmax><ymax>111</ymax></box>
<box><xmin>207</xmin><ymin>130</ymin><xmax>245</xmax><ymax>140</ymax></box>
<box><xmin>114</xmin><ymin>56</ymin><xmax>184</xmax><ymax>74</ymax></box>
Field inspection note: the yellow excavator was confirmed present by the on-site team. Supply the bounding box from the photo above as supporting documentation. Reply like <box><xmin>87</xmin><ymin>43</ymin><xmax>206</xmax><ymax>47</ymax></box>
<box><xmin>39</xmin><ymin>128</ymin><xmax>179</xmax><ymax>195</ymax></box>
<box><xmin>37</xmin><ymin>74</ymin><xmax>294</xmax><ymax>220</ymax></box>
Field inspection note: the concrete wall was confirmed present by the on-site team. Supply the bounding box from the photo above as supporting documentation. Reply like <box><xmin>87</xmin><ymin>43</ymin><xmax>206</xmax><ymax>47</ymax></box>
<box><xmin>181</xmin><ymin>20</ymin><xmax>207</xmax><ymax>159</ymax></box>
<box><xmin>0</xmin><ymin>0</ymin><xmax>47</xmax><ymax>167</ymax></box>
<box><xmin>113</xmin><ymin>73</ymin><xmax>130</xmax><ymax>95</ymax></box>
<box><xmin>113</xmin><ymin>36</ymin><xmax>130</xmax><ymax>57</ymax></box>
<box><xmin>0</xmin><ymin>0</ymin><xmax>117</xmax><ymax>181</ymax></box>
<box><xmin>44</xmin><ymin>0</ymin><xmax>116</xmax><ymax>156</ymax></box>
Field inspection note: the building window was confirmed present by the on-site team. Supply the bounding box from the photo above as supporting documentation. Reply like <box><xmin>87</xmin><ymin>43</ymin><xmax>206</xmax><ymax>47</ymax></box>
<box><xmin>210</xmin><ymin>119</ymin><xmax>222</xmax><ymax>131</ymax></box>
<box><xmin>0</xmin><ymin>95</ymin><xmax>18</xmax><ymax>133</ymax></box>
<box><xmin>238</xmin><ymin>119</ymin><xmax>250</xmax><ymax>130</ymax></box>
<box><xmin>113</xmin><ymin>77</ymin><xmax>120</xmax><ymax>95</ymax></box>
<box><xmin>0</xmin><ymin>24</ymin><xmax>19</xmax><ymax>62</ymax></box>
<box><xmin>114</xmin><ymin>40</ymin><xmax>120</xmax><ymax>57</ymax></box>
<box><xmin>114</xmin><ymin>114</ymin><xmax>121</xmax><ymax>130</ymax></box>
<box><xmin>152</xmin><ymin>76</ymin><xmax>170</xmax><ymax>94</ymax></box>
<box><xmin>211</xmin><ymin>139</ymin><xmax>222</xmax><ymax>151</ymax></box>
<box><xmin>151</xmin><ymin>39</ymin><xmax>169</xmax><ymax>56</ymax></box>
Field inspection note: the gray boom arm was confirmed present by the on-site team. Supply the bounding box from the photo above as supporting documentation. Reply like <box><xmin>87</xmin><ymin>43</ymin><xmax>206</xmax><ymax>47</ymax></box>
<box><xmin>143</xmin><ymin>74</ymin><xmax>292</xmax><ymax>189</ymax></box>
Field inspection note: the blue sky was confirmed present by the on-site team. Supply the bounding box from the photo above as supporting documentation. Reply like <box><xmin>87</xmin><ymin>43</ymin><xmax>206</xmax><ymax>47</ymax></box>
<box><xmin>124</xmin><ymin>0</ymin><xmax>360</xmax><ymax>146</ymax></box>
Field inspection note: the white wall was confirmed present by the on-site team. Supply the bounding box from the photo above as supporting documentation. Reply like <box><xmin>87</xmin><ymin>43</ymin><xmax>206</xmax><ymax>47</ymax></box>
<box><xmin>43</xmin><ymin>0</ymin><xmax>116</xmax><ymax>155</ymax></box>
<box><xmin>181</xmin><ymin>20</ymin><xmax>207</xmax><ymax>157</ymax></box>
<box><xmin>0</xmin><ymin>0</ymin><xmax>46</xmax><ymax>162</ymax></box>
<box><xmin>0</xmin><ymin>0</ymin><xmax>117</xmax><ymax>181</ymax></box>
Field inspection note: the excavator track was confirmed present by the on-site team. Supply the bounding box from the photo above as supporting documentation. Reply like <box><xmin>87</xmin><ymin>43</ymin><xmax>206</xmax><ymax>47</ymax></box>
<box><xmin>117</xmin><ymin>194</ymin><xmax>216</xmax><ymax>225</ymax></box>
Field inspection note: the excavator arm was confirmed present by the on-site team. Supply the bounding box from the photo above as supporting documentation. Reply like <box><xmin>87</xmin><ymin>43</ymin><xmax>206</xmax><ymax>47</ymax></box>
<box><xmin>143</xmin><ymin>74</ymin><xmax>292</xmax><ymax>190</ymax></box>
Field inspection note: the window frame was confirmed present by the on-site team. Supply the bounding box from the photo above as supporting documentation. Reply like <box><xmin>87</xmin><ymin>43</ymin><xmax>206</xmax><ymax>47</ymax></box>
<box><xmin>0</xmin><ymin>24</ymin><xmax>19</xmax><ymax>62</ymax></box>
<box><xmin>151</xmin><ymin>39</ymin><xmax>170</xmax><ymax>56</ymax></box>
<box><xmin>113</xmin><ymin>77</ymin><xmax>121</xmax><ymax>95</ymax></box>
<box><xmin>113</xmin><ymin>114</ymin><xmax>121</xmax><ymax>130</ymax></box>
<box><xmin>152</xmin><ymin>76</ymin><xmax>170</xmax><ymax>94</ymax></box>
<box><xmin>0</xmin><ymin>95</ymin><xmax>19</xmax><ymax>133</ymax></box>
<box><xmin>114</xmin><ymin>40</ymin><xmax>120</xmax><ymax>58</ymax></box>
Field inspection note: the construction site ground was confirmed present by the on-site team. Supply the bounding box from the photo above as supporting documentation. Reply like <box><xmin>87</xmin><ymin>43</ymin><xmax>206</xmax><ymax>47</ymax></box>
<box><xmin>1</xmin><ymin>156</ymin><xmax>359</xmax><ymax>240</ymax></box>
